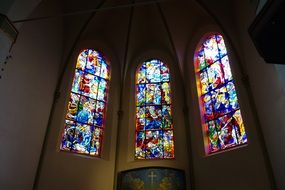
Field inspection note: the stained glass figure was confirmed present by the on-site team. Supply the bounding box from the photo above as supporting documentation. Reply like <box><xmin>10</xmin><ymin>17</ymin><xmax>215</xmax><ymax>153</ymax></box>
<box><xmin>135</xmin><ymin>59</ymin><xmax>174</xmax><ymax>159</ymax></box>
<box><xmin>60</xmin><ymin>49</ymin><xmax>110</xmax><ymax>157</ymax></box>
<box><xmin>195</xmin><ymin>34</ymin><xmax>247</xmax><ymax>154</ymax></box>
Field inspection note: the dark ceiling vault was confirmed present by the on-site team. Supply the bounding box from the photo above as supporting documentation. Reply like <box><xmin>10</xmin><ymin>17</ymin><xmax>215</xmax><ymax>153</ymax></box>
<box><xmin>12</xmin><ymin>0</ymin><xmax>170</xmax><ymax>23</ymax></box>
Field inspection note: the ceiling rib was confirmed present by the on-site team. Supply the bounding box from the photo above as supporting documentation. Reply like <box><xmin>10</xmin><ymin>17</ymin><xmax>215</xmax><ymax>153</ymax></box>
<box><xmin>112</xmin><ymin>0</ymin><xmax>135</xmax><ymax>189</ymax></box>
<box><xmin>156</xmin><ymin>3</ymin><xmax>196</xmax><ymax>189</ymax></box>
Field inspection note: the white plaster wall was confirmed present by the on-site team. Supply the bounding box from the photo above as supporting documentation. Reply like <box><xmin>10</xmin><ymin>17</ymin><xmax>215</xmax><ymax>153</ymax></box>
<box><xmin>234</xmin><ymin>1</ymin><xmax>285</xmax><ymax>189</ymax></box>
<box><xmin>0</xmin><ymin>0</ymin><xmax>62</xmax><ymax>189</ymax></box>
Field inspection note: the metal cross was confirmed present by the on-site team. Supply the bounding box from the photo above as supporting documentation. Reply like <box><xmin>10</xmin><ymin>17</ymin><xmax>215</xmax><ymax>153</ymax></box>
<box><xmin>148</xmin><ymin>171</ymin><xmax>157</xmax><ymax>185</ymax></box>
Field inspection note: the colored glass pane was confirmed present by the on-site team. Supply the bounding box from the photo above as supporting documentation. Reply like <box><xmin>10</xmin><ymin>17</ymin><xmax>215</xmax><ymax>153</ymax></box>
<box><xmin>196</xmin><ymin>47</ymin><xmax>207</xmax><ymax>71</ymax></box>
<box><xmin>163</xmin><ymin>130</ymin><xmax>174</xmax><ymax>158</ymax></box>
<box><xmin>162</xmin><ymin>105</ymin><xmax>172</xmax><ymax>129</ymax></box>
<box><xmin>136</xmin><ymin>84</ymin><xmax>146</xmax><ymax>106</ymax></box>
<box><xmin>203</xmin><ymin>35</ymin><xmax>219</xmax><ymax>65</ymax></box>
<box><xmin>195</xmin><ymin>34</ymin><xmax>247</xmax><ymax>154</ymax></box>
<box><xmin>146</xmin><ymin>84</ymin><xmax>161</xmax><ymax>105</ymax></box>
<box><xmin>135</xmin><ymin>131</ymin><xmax>145</xmax><ymax>159</ymax></box>
<box><xmin>60</xmin><ymin>49</ymin><xmax>110</xmax><ymax>157</ymax></box>
<box><xmin>145</xmin><ymin>130</ymin><xmax>163</xmax><ymax>159</ymax></box>
<box><xmin>135</xmin><ymin>59</ymin><xmax>174</xmax><ymax>159</ymax></box>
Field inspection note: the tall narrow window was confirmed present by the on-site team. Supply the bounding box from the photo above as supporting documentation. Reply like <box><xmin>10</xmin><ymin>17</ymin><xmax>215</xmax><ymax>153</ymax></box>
<box><xmin>60</xmin><ymin>49</ymin><xmax>110</xmax><ymax>157</ymax></box>
<box><xmin>135</xmin><ymin>59</ymin><xmax>174</xmax><ymax>159</ymax></box>
<box><xmin>194</xmin><ymin>34</ymin><xmax>247</xmax><ymax>154</ymax></box>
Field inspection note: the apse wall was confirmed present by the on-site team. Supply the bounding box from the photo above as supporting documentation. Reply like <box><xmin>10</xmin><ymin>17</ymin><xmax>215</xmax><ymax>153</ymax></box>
<box><xmin>233</xmin><ymin>1</ymin><xmax>285</xmax><ymax>189</ymax></box>
<box><xmin>0</xmin><ymin>0</ymin><xmax>62</xmax><ymax>189</ymax></box>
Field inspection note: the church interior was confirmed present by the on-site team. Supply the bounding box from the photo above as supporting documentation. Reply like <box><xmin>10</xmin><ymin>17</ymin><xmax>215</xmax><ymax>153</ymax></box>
<box><xmin>0</xmin><ymin>0</ymin><xmax>285</xmax><ymax>190</ymax></box>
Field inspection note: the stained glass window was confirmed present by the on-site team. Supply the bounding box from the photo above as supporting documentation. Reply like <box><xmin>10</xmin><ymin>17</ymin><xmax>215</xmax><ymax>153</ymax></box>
<box><xmin>60</xmin><ymin>49</ymin><xmax>110</xmax><ymax>157</ymax></box>
<box><xmin>135</xmin><ymin>59</ymin><xmax>174</xmax><ymax>159</ymax></box>
<box><xmin>195</xmin><ymin>34</ymin><xmax>247</xmax><ymax>154</ymax></box>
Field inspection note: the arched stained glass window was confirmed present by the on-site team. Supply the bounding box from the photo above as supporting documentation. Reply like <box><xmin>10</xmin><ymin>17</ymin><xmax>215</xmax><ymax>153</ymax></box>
<box><xmin>194</xmin><ymin>34</ymin><xmax>247</xmax><ymax>154</ymax></box>
<box><xmin>135</xmin><ymin>59</ymin><xmax>174</xmax><ymax>159</ymax></box>
<box><xmin>60</xmin><ymin>49</ymin><xmax>110</xmax><ymax>157</ymax></box>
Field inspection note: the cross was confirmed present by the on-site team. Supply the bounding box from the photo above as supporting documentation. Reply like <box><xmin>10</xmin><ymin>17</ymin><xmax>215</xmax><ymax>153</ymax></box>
<box><xmin>148</xmin><ymin>171</ymin><xmax>157</xmax><ymax>185</ymax></box>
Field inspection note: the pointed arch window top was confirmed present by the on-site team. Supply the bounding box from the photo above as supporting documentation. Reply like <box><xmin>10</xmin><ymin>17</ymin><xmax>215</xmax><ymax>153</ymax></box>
<box><xmin>135</xmin><ymin>59</ymin><xmax>174</xmax><ymax>159</ymax></box>
<box><xmin>60</xmin><ymin>49</ymin><xmax>110</xmax><ymax>157</ymax></box>
<box><xmin>194</xmin><ymin>34</ymin><xmax>247</xmax><ymax>154</ymax></box>
<box><xmin>136</xmin><ymin>59</ymin><xmax>170</xmax><ymax>84</ymax></box>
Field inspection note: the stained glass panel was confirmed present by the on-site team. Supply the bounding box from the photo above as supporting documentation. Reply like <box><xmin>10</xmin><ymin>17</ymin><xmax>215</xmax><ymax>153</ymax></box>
<box><xmin>66</xmin><ymin>93</ymin><xmax>80</xmax><ymax>121</ymax></box>
<box><xmin>161</xmin><ymin>62</ymin><xmax>170</xmax><ymax>82</ymax></box>
<box><xmin>60</xmin><ymin>120</ymin><xmax>76</xmax><ymax>151</ymax></box>
<box><xmin>163</xmin><ymin>130</ymin><xmax>174</xmax><ymax>158</ymax></box>
<box><xmin>203</xmin><ymin>35</ymin><xmax>219</xmax><ymax>65</ymax></box>
<box><xmin>137</xmin><ymin>64</ymin><xmax>146</xmax><ymax>84</ymax></box>
<box><xmin>135</xmin><ymin>131</ymin><xmax>145</xmax><ymax>159</ymax></box>
<box><xmin>196</xmin><ymin>47</ymin><xmax>207</xmax><ymax>71</ymax></box>
<box><xmin>146</xmin><ymin>60</ymin><xmax>161</xmax><ymax>83</ymax></box>
<box><xmin>199</xmin><ymin>70</ymin><xmax>209</xmax><ymax>94</ymax></box>
<box><xmin>136</xmin><ymin>107</ymin><xmax>145</xmax><ymax>130</ymax></box>
<box><xmin>195</xmin><ymin>34</ymin><xmax>247</xmax><ymax>154</ymax></box>
<box><xmin>145</xmin><ymin>130</ymin><xmax>163</xmax><ymax>159</ymax></box>
<box><xmin>135</xmin><ymin>59</ymin><xmax>174</xmax><ymax>159</ymax></box>
<box><xmin>162</xmin><ymin>105</ymin><xmax>172</xmax><ymax>129</ymax></box>
<box><xmin>146</xmin><ymin>84</ymin><xmax>161</xmax><ymax>105</ymax></box>
<box><xmin>72</xmin><ymin>123</ymin><xmax>92</xmax><ymax>154</ymax></box>
<box><xmin>76</xmin><ymin>96</ymin><xmax>95</xmax><ymax>124</ymax></box>
<box><xmin>136</xmin><ymin>84</ymin><xmax>146</xmax><ymax>106</ymax></box>
<box><xmin>71</xmin><ymin>70</ymin><xmax>83</xmax><ymax>94</ymax></box>
<box><xmin>207</xmin><ymin>62</ymin><xmax>223</xmax><ymax>90</ymax></box>
<box><xmin>60</xmin><ymin>49</ymin><xmax>110</xmax><ymax>157</ymax></box>
<box><xmin>90</xmin><ymin>127</ymin><xmax>103</xmax><ymax>156</ymax></box>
